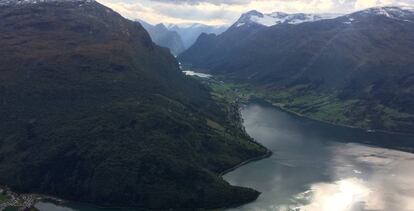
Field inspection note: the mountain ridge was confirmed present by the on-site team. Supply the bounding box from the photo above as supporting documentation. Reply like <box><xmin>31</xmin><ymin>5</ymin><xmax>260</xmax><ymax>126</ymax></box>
<box><xmin>0</xmin><ymin>0</ymin><xmax>267</xmax><ymax>209</ymax></box>
<box><xmin>166</xmin><ymin>23</ymin><xmax>227</xmax><ymax>49</ymax></box>
<box><xmin>138</xmin><ymin>20</ymin><xmax>186</xmax><ymax>55</ymax></box>
<box><xmin>179</xmin><ymin>6</ymin><xmax>414</xmax><ymax>134</ymax></box>
<box><xmin>232</xmin><ymin>9</ymin><xmax>341</xmax><ymax>28</ymax></box>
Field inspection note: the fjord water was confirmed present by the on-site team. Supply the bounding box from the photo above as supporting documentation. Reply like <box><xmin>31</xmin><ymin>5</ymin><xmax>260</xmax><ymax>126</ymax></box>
<box><xmin>224</xmin><ymin>101</ymin><xmax>414</xmax><ymax>211</ymax></box>
<box><xmin>35</xmin><ymin>101</ymin><xmax>414</xmax><ymax>211</ymax></box>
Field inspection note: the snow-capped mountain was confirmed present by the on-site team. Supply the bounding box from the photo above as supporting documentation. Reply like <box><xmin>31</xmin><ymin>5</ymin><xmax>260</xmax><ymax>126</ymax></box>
<box><xmin>233</xmin><ymin>10</ymin><xmax>340</xmax><ymax>28</ymax></box>
<box><xmin>343</xmin><ymin>6</ymin><xmax>414</xmax><ymax>24</ymax></box>
<box><xmin>179</xmin><ymin>6</ymin><xmax>414</xmax><ymax>134</ymax></box>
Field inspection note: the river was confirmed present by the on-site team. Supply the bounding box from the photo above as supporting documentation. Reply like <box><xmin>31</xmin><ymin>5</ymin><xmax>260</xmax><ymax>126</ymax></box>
<box><xmin>182</xmin><ymin>70</ymin><xmax>212</xmax><ymax>78</ymax></box>
<box><xmin>34</xmin><ymin>101</ymin><xmax>414</xmax><ymax>211</ymax></box>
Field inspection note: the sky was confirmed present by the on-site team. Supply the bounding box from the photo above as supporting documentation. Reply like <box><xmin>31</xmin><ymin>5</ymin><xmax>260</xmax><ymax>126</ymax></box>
<box><xmin>97</xmin><ymin>0</ymin><xmax>414</xmax><ymax>25</ymax></box>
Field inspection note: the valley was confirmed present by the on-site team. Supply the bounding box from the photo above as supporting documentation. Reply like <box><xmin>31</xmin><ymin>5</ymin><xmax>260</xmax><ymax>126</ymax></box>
<box><xmin>205</xmin><ymin>78</ymin><xmax>414</xmax><ymax>135</ymax></box>
<box><xmin>179</xmin><ymin>6</ymin><xmax>414</xmax><ymax>135</ymax></box>
<box><xmin>22</xmin><ymin>70</ymin><xmax>414</xmax><ymax>211</ymax></box>
<box><xmin>1</xmin><ymin>0</ymin><xmax>414</xmax><ymax>210</ymax></box>
<box><xmin>187</xmin><ymin>71</ymin><xmax>414</xmax><ymax>145</ymax></box>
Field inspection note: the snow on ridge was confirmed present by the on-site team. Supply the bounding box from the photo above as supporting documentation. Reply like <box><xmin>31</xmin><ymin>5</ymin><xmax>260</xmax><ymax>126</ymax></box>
<box><xmin>166</xmin><ymin>23</ymin><xmax>225</xmax><ymax>29</ymax></box>
<box><xmin>236</xmin><ymin>6</ymin><xmax>414</xmax><ymax>28</ymax></box>
<box><xmin>236</xmin><ymin>10</ymin><xmax>341</xmax><ymax>28</ymax></box>
<box><xmin>341</xmin><ymin>6</ymin><xmax>414</xmax><ymax>25</ymax></box>
<box><xmin>359</xmin><ymin>6</ymin><xmax>414</xmax><ymax>16</ymax></box>
<box><xmin>0</xmin><ymin>0</ymin><xmax>94</xmax><ymax>6</ymax></box>
<box><xmin>353</xmin><ymin>6</ymin><xmax>414</xmax><ymax>21</ymax></box>
<box><xmin>400</xmin><ymin>5</ymin><xmax>414</xmax><ymax>11</ymax></box>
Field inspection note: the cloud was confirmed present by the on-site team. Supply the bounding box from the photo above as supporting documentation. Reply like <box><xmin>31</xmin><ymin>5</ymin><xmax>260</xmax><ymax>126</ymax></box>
<box><xmin>97</xmin><ymin>0</ymin><xmax>414</xmax><ymax>25</ymax></box>
<box><xmin>148</xmin><ymin>0</ymin><xmax>252</xmax><ymax>5</ymax></box>
<box><xmin>98</xmin><ymin>0</ymin><xmax>239</xmax><ymax>25</ymax></box>
<box><xmin>354</xmin><ymin>0</ymin><xmax>414</xmax><ymax>10</ymax></box>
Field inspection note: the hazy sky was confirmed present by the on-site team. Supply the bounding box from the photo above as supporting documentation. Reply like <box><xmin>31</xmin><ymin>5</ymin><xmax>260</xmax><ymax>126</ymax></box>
<box><xmin>97</xmin><ymin>0</ymin><xmax>414</xmax><ymax>25</ymax></box>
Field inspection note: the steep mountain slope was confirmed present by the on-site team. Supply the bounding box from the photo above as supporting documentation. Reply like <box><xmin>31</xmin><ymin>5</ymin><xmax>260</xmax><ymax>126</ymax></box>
<box><xmin>139</xmin><ymin>20</ymin><xmax>185</xmax><ymax>55</ymax></box>
<box><xmin>0</xmin><ymin>0</ymin><xmax>267</xmax><ymax>209</ymax></box>
<box><xmin>167</xmin><ymin>23</ymin><xmax>227</xmax><ymax>48</ymax></box>
<box><xmin>179</xmin><ymin>7</ymin><xmax>414</xmax><ymax>134</ymax></box>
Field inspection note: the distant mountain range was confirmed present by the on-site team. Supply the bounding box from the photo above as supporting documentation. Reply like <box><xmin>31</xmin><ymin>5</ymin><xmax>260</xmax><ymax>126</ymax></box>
<box><xmin>166</xmin><ymin>23</ymin><xmax>227</xmax><ymax>49</ymax></box>
<box><xmin>139</xmin><ymin>20</ymin><xmax>185</xmax><ymax>55</ymax></box>
<box><xmin>0</xmin><ymin>0</ymin><xmax>266</xmax><ymax>209</ymax></box>
<box><xmin>138</xmin><ymin>20</ymin><xmax>227</xmax><ymax>55</ymax></box>
<box><xmin>179</xmin><ymin>7</ymin><xmax>414</xmax><ymax>134</ymax></box>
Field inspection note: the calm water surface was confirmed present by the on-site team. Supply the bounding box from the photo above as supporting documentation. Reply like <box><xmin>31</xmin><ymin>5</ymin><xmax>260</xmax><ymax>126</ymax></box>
<box><xmin>182</xmin><ymin>70</ymin><xmax>212</xmax><ymax>78</ymax></box>
<box><xmin>35</xmin><ymin>102</ymin><xmax>414</xmax><ymax>211</ymax></box>
<box><xmin>224</xmin><ymin>102</ymin><xmax>414</xmax><ymax>211</ymax></box>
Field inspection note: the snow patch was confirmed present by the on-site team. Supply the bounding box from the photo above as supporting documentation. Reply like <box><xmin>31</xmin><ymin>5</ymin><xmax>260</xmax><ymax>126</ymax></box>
<box><xmin>236</xmin><ymin>22</ymin><xmax>245</xmax><ymax>27</ymax></box>
<box><xmin>235</xmin><ymin>10</ymin><xmax>341</xmax><ymax>28</ymax></box>
<box><xmin>360</xmin><ymin>6</ymin><xmax>414</xmax><ymax>20</ymax></box>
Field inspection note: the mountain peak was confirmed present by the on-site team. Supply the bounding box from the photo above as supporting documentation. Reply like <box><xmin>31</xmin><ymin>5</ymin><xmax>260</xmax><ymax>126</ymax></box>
<box><xmin>243</xmin><ymin>10</ymin><xmax>263</xmax><ymax>17</ymax></box>
<box><xmin>155</xmin><ymin>23</ymin><xmax>168</xmax><ymax>30</ymax></box>
<box><xmin>234</xmin><ymin>10</ymin><xmax>264</xmax><ymax>27</ymax></box>
<box><xmin>344</xmin><ymin>6</ymin><xmax>414</xmax><ymax>24</ymax></box>
<box><xmin>233</xmin><ymin>10</ymin><xmax>340</xmax><ymax>28</ymax></box>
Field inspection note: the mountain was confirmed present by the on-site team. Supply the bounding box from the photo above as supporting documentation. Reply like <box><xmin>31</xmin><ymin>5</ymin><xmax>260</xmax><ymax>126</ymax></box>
<box><xmin>139</xmin><ymin>20</ymin><xmax>185</xmax><ymax>56</ymax></box>
<box><xmin>166</xmin><ymin>23</ymin><xmax>227</xmax><ymax>49</ymax></box>
<box><xmin>232</xmin><ymin>10</ymin><xmax>340</xmax><ymax>28</ymax></box>
<box><xmin>137</xmin><ymin>20</ymin><xmax>227</xmax><ymax>54</ymax></box>
<box><xmin>178</xmin><ymin>10</ymin><xmax>340</xmax><ymax>68</ymax></box>
<box><xmin>179</xmin><ymin>7</ymin><xmax>414</xmax><ymax>134</ymax></box>
<box><xmin>0</xmin><ymin>0</ymin><xmax>268</xmax><ymax>209</ymax></box>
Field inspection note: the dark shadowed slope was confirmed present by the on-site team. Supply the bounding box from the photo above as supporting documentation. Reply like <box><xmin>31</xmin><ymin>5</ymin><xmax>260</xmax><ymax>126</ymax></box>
<box><xmin>179</xmin><ymin>7</ymin><xmax>414</xmax><ymax>134</ymax></box>
<box><xmin>0</xmin><ymin>0</ymin><xmax>267</xmax><ymax>209</ymax></box>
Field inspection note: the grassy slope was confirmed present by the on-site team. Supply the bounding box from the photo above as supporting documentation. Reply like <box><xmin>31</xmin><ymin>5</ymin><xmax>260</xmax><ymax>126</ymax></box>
<box><xmin>0</xmin><ymin>1</ymin><xmax>267</xmax><ymax>209</ymax></box>
<box><xmin>206</xmin><ymin>76</ymin><xmax>414</xmax><ymax>135</ymax></box>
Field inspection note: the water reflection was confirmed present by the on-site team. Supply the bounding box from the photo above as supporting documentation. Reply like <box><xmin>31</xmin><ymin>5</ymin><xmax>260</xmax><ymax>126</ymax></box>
<box><xmin>34</xmin><ymin>102</ymin><xmax>414</xmax><ymax>211</ymax></box>
<box><xmin>36</xmin><ymin>202</ymin><xmax>76</xmax><ymax>211</ymax></box>
<box><xmin>182</xmin><ymin>70</ymin><xmax>211</xmax><ymax>78</ymax></box>
<box><xmin>293</xmin><ymin>143</ymin><xmax>414</xmax><ymax>211</ymax></box>
<box><xmin>224</xmin><ymin>102</ymin><xmax>414</xmax><ymax>211</ymax></box>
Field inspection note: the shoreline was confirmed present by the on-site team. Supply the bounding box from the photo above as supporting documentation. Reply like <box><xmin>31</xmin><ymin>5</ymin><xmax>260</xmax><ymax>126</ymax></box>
<box><xmin>211</xmin><ymin>150</ymin><xmax>272</xmax><ymax>211</ymax></box>
<box><xmin>219</xmin><ymin>149</ymin><xmax>272</xmax><ymax>177</ymax></box>
<box><xmin>215</xmin><ymin>99</ymin><xmax>273</xmax><ymax>210</ymax></box>
<box><xmin>261</xmin><ymin>99</ymin><xmax>414</xmax><ymax>137</ymax></box>
<box><xmin>17</xmin><ymin>90</ymin><xmax>274</xmax><ymax>211</ymax></box>
<box><xmin>184</xmin><ymin>70</ymin><xmax>414</xmax><ymax>210</ymax></box>
<box><xmin>195</xmin><ymin>71</ymin><xmax>414</xmax><ymax>137</ymax></box>
<box><xmin>219</xmin><ymin>99</ymin><xmax>273</xmax><ymax>177</ymax></box>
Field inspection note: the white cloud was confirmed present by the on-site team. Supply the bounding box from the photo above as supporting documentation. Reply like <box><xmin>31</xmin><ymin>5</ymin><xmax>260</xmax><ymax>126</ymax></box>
<box><xmin>97</xmin><ymin>0</ymin><xmax>414</xmax><ymax>25</ymax></box>
<box><xmin>148</xmin><ymin>0</ymin><xmax>252</xmax><ymax>5</ymax></box>
<box><xmin>354</xmin><ymin>0</ymin><xmax>413</xmax><ymax>10</ymax></box>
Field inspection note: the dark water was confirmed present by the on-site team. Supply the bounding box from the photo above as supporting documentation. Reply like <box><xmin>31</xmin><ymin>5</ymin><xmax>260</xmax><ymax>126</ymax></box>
<box><xmin>224</xmin><ymin>102</ymin><xmax>414</xmax><ymax>211</ymax></box>
<box><xmin>35</xmin><ymin>102</ymin><xmax>414</xmax><ymax>211</ymax></box>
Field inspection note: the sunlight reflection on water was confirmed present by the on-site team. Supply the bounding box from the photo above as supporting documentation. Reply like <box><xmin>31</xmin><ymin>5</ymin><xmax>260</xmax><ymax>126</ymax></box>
<box><xmin>34</xmin><ymin>102</ymin><xmax>414</xmax><ymax>211</ymax></box>
<box><xmin>290</xmin><ymin>144</ymin><xmax>414</xmax><ymax>211</ymax></box>
<box><xmin>224</xmin><ymin>103</ymin><xmax>414</xmax><ymax>211</ymax></box>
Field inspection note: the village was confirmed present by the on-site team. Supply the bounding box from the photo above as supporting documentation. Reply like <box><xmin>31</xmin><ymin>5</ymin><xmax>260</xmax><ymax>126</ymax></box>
<box><xmin>0</xmin><ymin>187</ymin><xmax>39</xmax><ymax>211</ymax></box>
